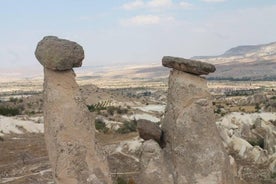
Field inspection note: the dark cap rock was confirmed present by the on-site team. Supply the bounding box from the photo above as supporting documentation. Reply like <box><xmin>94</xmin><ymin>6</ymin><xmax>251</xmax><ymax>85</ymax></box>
<box><xmin>162</xmin><ymin>56</ymin><xmax>216</xmax><ymax>75</ymax></box>
<box><xmin>35</xmin><ymin>36</ymin><xmax>84</xmax><ymax>71</ymax></box>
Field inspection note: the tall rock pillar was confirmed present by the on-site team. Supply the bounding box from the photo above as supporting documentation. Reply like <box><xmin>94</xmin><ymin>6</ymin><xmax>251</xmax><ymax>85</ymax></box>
<box><xmin>35</xmin><ymin>36</ymin><xmax>111</xmax><ymax>184</ymax></box>
<box><xmin>161</xmin><ymin>56</ymin><xmax>235</xmax><ymax>184</ymax></box>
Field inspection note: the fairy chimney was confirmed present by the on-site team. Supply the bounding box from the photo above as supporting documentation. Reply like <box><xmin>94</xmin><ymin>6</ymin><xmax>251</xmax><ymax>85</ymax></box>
<box><xmin>35</xmin><ymin>36</ymin><xmax>111</xmax><ymax>184</ymax></box>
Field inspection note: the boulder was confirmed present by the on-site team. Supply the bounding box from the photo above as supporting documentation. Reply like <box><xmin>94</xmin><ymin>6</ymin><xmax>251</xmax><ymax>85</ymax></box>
<box><xmin>137</xmin><ymin>119</ymin><xmax>162</xmax><ymax>143</ymax></box>
<box><xmin>216</xmin><ymin>113</ymin><xmax>276</xmax><ymax>183</ymax></box>
<box><xmin>108</xmin><ymin>152</ymin><xmax>140</xmax><ymax>182</ymax></box>
<box><xmin>107</xmin><ymin>137</ymin><xmax>143</xmax><ymax>183</ymax></box>
<box><xmin>162</xmin><ymin>56</ymin><xmax>216</xmax><ymax>75</ymax></box>
<box><xmin>251</xmin><ymin>117</ymin><xmax>276</xmax><ymax>154</ymax></box>
<box><xmin>253</xmin><ymin>94</ymin><xmax>267</xmax><ymax>105</ymax></box>
<box><xmin>269</xmin><ymin>154</ymin><xmax>276</xmax><ymax>177</ymax></box>
<box><xmin>35</xmin><ymin>36</ymin><xmax>84</xmax><ymax>70</ymax></box>
<box><xmin>140</xmin><ymin>140</ymin><xmax>174</xmax><ymax>184</ymax></box>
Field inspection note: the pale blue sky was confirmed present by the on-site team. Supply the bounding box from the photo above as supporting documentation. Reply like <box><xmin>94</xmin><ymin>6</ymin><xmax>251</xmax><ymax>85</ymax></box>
<box><xmin>0</xmin><ymin>0</ymin><xmax>276</xmax><ymax>70</ymax></box>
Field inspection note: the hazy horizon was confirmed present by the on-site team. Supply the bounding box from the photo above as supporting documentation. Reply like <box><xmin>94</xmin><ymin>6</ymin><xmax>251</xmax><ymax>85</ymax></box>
<box><xmin>1</xmin><ymin>0</ymin><xmax>276</xmax><ymax>70</ymax></box>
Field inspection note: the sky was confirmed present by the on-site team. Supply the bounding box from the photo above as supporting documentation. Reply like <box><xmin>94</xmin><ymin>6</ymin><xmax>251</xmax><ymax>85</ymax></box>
<box><xmin>0</xmin><ymin>0</ymin><xmax>276</xmax><ymax>70</ymax></box>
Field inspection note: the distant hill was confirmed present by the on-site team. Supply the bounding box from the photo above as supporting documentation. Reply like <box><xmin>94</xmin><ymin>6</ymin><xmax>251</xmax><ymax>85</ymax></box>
<box><xmin>192</xmin><ymin>42</ymin><xmax>276</xmax><ymax>80</ymax></box>
<box><xmin>2</xmin><ymin>42</ymin><xmax>275</xmax><ymax>83</ymax></box>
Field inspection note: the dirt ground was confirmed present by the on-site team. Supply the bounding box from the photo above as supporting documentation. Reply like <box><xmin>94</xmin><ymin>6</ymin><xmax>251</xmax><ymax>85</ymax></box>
<box><xmin>0</xmin><ymin>132</ymin><xmax>138</xmax><ymax>184</ymax></box>
<box><xmin>0</xmin><ymin>133</ymin><xmax>51</xmax><ymax>184</ymax></box>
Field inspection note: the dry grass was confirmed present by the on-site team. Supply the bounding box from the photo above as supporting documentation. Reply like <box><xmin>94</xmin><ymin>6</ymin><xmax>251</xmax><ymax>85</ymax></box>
<box><xmin>229</xmin><ymin>105</ymin><xmax>257</xmax><ymax>113</ymax></box>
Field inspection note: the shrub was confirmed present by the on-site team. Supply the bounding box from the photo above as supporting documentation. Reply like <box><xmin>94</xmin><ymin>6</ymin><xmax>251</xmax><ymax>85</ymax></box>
<box><xmin>272</xmin><ymin>172</ymin><xmax>276</xmax><ymax>179</ymax></box>
<box><xmin>214</xmin><ymin>107</ymin><xmax>226</xmax><ymax>116</ymax></box>
<box><xmin>116</xmin><ymin>119</ymin><xmax>137</xmax><ymax>134</ymax></box>
<box><xmin>248</xmin><ymin>138</ymin><xmax>264</xmax><ymax>149</ymax></box>
<box><xmin>27</xmin><ymin>103</ymin><xmax>32</xmax><ymax>108</ymax></box>
<box><xmin>116</xmin><ymin>177</ymin><xmax>127</xmax><ymax>184</ymax></box>
<box><xmin>107</xmin><ymin>106</ymin><xmax>128</xmax><ymax>115</ymax></box>
<box><xmin>269</xmin><ymin>120</ymin><xmax>276</xmax><ymax>126</ymax></box>
<box><xmin>0</xmin><ymin>106</ymin><xmax>20</xmax><ymax>116</ymax></box>
<box><xmin>270</xmin><ymin>96</ymin><xmax>276</xmax><ymax>100</ymax></box>
<box><xmin>116</xmin><ymin>107</ymin><xmax>128</xmax><ymax>114</ymax></box>
<box><xmin>95</xmin><ymin>119</ymin><xmax>108</xmax><ymax>133</ymax></box>
<box><xmin>107</xmin><ymin>106</ymin><xmax>116</xmax><ymax>115</ymax></box>
<box><xmin>87</xmin><ymin>104</ymin><xmax>96</xmax><ymax>112</ymax></box>
<box><xmin>27</xmin><ymin>111</ymin><xmax>36</xmax><ymax>115</ymax></box>
<box><xmin>9</xmin><ymin>97</ymin><xmax>18</xmax><ymax>103</ymax></box>
<box><xmin>214</xmin><ymin>108</ymin><xmax>221</xmax><ymax>114</ymax></box>
<box><xmin>255</xmin><ymin>103</ymin><xmax>261</xmax><ymax>112</ymax></box>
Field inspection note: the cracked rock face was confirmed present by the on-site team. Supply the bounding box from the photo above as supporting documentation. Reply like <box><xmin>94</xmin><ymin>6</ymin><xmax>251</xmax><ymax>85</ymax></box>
<box><xmin>161</xmin><ymin>70</ymin><xmax>235</xmax><ymax>183</ymax></box>
<box><xmin>35</xmin><ymin>36</ymin><xmax>111</xmax><ymax>184</ymax></box>
<box><xmin>140</xmin><ymin>58</ymin><xmax>237</xmax><ymax>183</ymax></box>
<box><xmin>35</xmin><ymin>36</ymin><xmax>84</xmax><ymax>70</ymax></box>
<box><xmin>158</xmin><ymin>59</ymin><xmax>235</xmax><ymax>184</ymax></box>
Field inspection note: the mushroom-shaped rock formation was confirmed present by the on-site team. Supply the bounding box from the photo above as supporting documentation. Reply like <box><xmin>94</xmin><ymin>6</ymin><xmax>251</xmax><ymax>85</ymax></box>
<box><xmin>139</xmin><ymin>56</ymin><xmax>237</xmax><ymax>184</ymax></box>
<box><xmin>163</xmin><ymin>57</ymin><xmax>235</xmax><ymax>183</ymax></box>
<box><xmin>162</xmin><ymin>56</ymin><xmax>216</xmax><ymax>75</ymax></box>
<box><xmin>35</xmin><ymin>36</ymin><xmax>111</xmax><ymax>184</ymax></box>
<box><xmin>35</xmin><ymin>36</ymin><xmax>84</xmax><ymax>70</ymax></box>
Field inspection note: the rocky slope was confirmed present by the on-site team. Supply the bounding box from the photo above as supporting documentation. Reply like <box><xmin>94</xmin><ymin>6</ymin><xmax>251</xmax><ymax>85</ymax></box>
<box><xmin>1</xmin><ymin>87</ymin><xmax>276</xmax><ymax>183</ymax></box>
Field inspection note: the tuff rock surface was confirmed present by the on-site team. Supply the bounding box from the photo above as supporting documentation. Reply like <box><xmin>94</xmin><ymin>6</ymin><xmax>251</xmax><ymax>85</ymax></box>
<box><xmin>140</xmin><ymin>140</ymin><xmax>174</xmax><ymax>184</ymax></box>
<box><xmin>36</xmin><ymin>36</ymin><xmax>111</xmax><ymax>184</ymax></box>
<box><xmin>139</xmin><ymin>58</ymin><xmax>236</xmax><ymax>183</ymax></box>
<box><xmin>216</xmin><ymin>113</ymin><xmax>276</xmax><ymax>183</ymax></box>
<box><xmin>107</xmin><ymin>137</ymin><xmax>142</xmax><ymax>183</ymax></box>
<box><xmin>35</xmin><ymin>36</ymin><xmax>84</xmax><ymax>70</ymax></box>
<box><xmin>160</xmin><ymin>69</ymin><xmax>235</xmax><ymax>184</ymax></box>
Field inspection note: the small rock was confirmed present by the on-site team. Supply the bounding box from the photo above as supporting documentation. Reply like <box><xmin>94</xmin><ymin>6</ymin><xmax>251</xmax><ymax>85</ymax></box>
<box><xmin>108</xmin><ymin>152</ymin><xmax>140</xmax><ymax>180</ymax></box>
<box><xmin>269</xmin><ymin>155</ymin><xmax>276</xmax><ymax>176</ymax></box>
<box><xmin>162</xmin><ymin>56</ymin><xmax>216</xmax><ymax>75</ymax></box>
<box><xmin>137</xmin><ymin>119</ymin><xmax>162</xmax><ymax>143</ymax></box>
<box><xmin>35</xmin><ymin>36</ymin><xmax>84</xmax><ymax>70</ymax></box>
<box><xmin>140</xmin><ymin>140</ymin><xmax>174</xmax><ymax>184</ymax></box>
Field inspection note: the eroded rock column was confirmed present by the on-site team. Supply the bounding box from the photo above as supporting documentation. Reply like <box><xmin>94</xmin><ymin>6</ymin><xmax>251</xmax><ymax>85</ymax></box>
<box><xmin>35</xmin><ymin>36</ymin><xmax>111</xmax><ymax>184</ymax></box>
<box><xmin>161</xmin><ymin>56</ymin><xmax>235</xmax><ymax>184</ymax></box>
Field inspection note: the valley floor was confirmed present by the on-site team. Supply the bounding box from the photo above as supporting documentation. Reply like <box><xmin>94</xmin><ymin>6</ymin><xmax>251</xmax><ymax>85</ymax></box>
<box><xmin>0</xmin><ymin>80</ymin><xmax>275</xmax><ymax>184</ymax></box>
